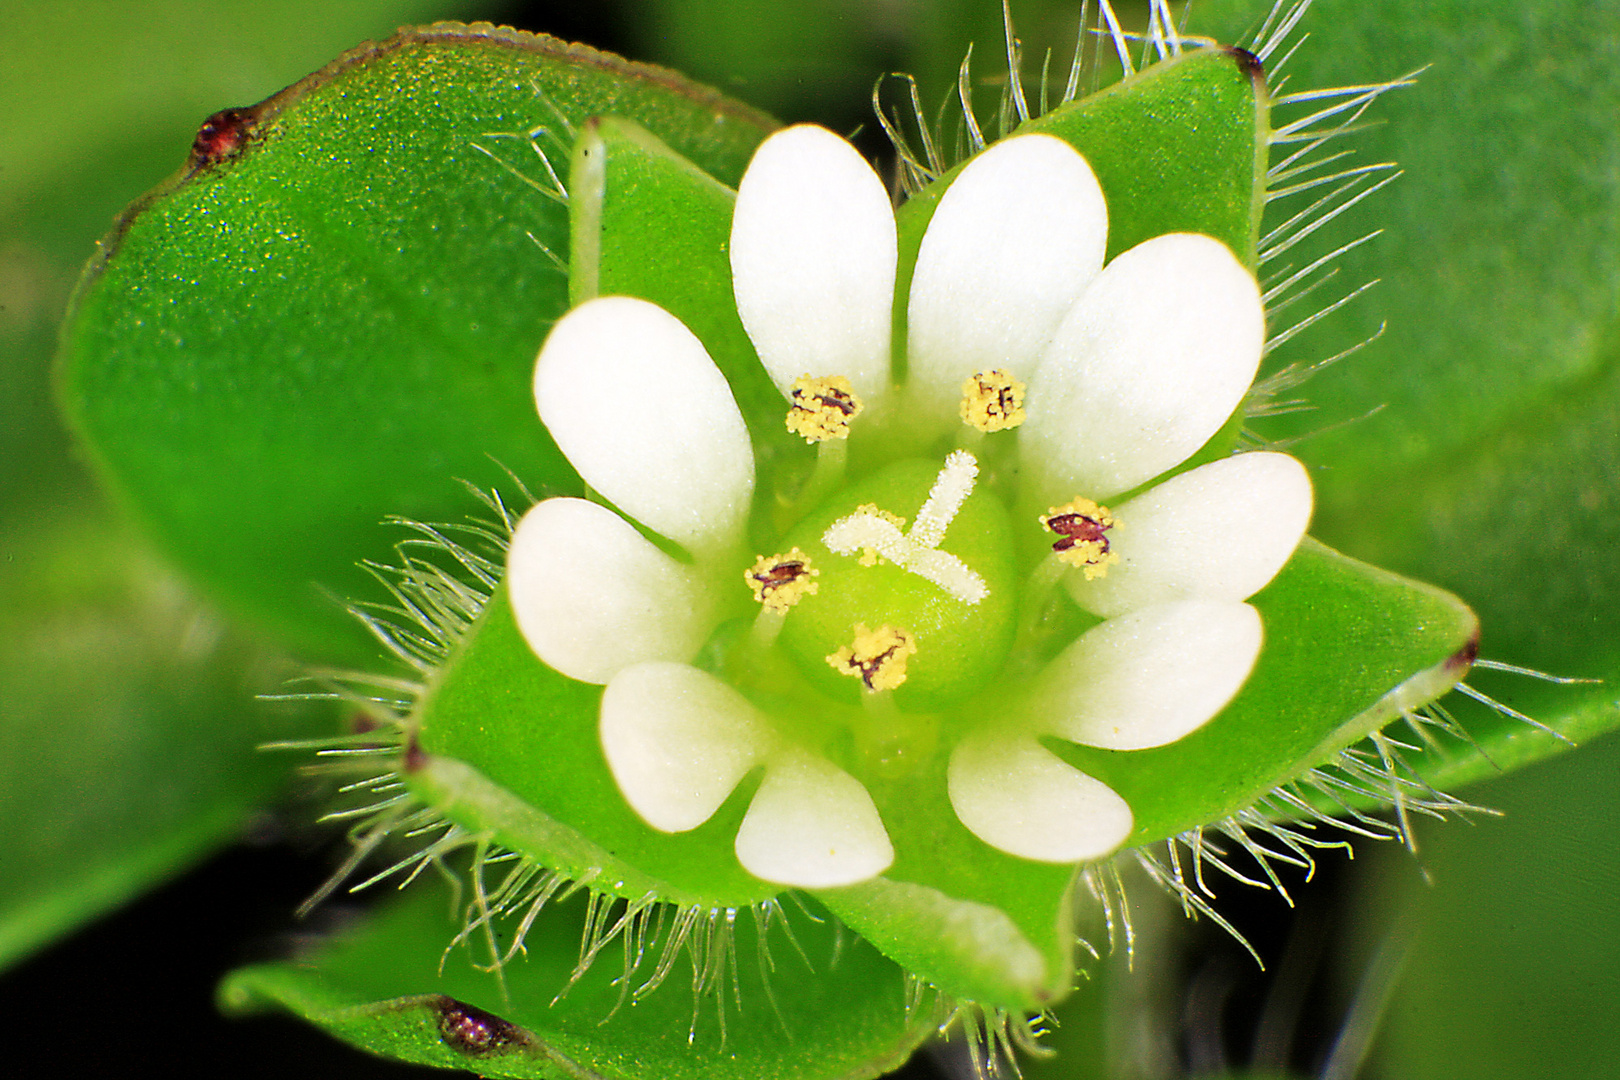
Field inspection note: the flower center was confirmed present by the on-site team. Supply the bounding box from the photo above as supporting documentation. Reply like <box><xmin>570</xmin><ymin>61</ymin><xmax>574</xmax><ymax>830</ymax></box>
<box><xmin>768</xmin><ymin>455</ymin><xmax>1019</xmax><ymax>710</ymax></box>
<box><xmin>821</xmin><ymin>450</ymin><xmax>988</xmax><ymax>605</ymax></box>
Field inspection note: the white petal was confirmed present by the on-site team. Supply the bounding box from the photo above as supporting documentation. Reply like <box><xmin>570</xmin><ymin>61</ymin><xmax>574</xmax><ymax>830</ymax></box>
<box><xmin>534</xmin><ymin>296</ymin><xmax>754</xmax><ymax>555</ymax></box>
<box><xmin>507</xmin><ymin>498</ymin><xmax>713</xmax><ymax>684</ymax></box>
<box><xmin>1038</xmin><ymin>601</ymin><xmax>1262</xmax><ymax>751</ymax></box>
<box><xmin>1070</xmin><ymin>452</ymin><xmax>1313</xmax><ymax>617</ymax></box>
<box><xmin>906</xmin><ymin>134</ymin><xmax>1107</xmax><ymax>417</ymax></box>
<box><xmin>600</xmin><ymin>662</ymin><xmax>775</xmax><ymax>832</ymax></box>
<box><xmin>948</xmin><ymin>727</ymin><xmax>1133</xmax><ymax>863</ymax></box>
<box><xmin>730</xmin><ymin>125</ymin><xmax>896</xmax><ymax>403</ymax></box>
<box><xmin>734</xmin><ymin>747</ymin><xmax>893</xmax><ymax>887</ymax></box>
<box><xmin>1023</xmin><ymin>234</ymin><xmax>1265</xmax><ymax>501</ymax></box>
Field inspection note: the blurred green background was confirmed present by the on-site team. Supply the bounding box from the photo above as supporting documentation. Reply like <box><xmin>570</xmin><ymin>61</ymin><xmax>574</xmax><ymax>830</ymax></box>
<box><xmin>2</xmin><ymin>1</ymin><xmax>1616</xmax><ymax>1077</ymax></box>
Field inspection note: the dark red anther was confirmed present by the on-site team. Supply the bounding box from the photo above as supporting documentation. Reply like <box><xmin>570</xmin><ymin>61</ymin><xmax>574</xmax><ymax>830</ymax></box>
<box><xmin>1044</xmin><ymin>512</ymin><xmax>1112</xmax><ymax>555</ymax></box>
<box><xmin>796</xmin><ymin>383</ymin><xmax>858</xmax><ymax>416</ymax></box>
<box><xmin>753</xmin><ymin>559</ymin><xmax>808</xmax><ymax>588</ymax></box>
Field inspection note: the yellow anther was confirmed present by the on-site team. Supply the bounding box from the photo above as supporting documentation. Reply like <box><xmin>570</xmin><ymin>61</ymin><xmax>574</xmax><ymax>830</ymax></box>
<box><xmin>827</xmin><ymin>623</ymin><xmax>917</xmax><ymax>692</ymax></box>
<box><xmin>852</xmin><ymin>503</ymin><xmax>906</xmax><ymax>566</ymax></box>
<box><xmin>1040</xmin><ymin>498</ymin><xmax>1120</xmax><ymax>580</ymax></box>
<box><xmin>959</xmin><ymin>369</ymin><xmax>1026</xmax><ymax>432</ymax></box>
<box><xmin>786</xmin><ymin>374</ymin><xmax>863</xmax><ymax>442</ymax></box>
<box><xmin>745</xmin><ymin>549</ymin><xmax>820</xmax><ymax>613</ymax></box>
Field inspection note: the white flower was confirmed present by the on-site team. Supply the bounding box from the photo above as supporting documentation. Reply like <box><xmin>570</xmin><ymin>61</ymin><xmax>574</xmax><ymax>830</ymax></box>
<box><xmin>505</xmin><ymin>124</ymin><xmax>1312</xmax><ymax>888</ymax></box>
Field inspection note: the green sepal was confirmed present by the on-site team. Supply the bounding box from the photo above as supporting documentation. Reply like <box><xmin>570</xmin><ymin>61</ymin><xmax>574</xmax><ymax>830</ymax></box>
<box><xmin>411</xmin><ymin>542</ymin><xmax>1473</xmax><ymax>1014</ymax></box>
<box><xmin>1024</xmin><ymin>46</ymin><xmax>1266</xmax><ymax>267</ymax></box>
<box><xmin>59</xmin><ymin>24</ymin><xmax>775</xmax><ymax>664</ymax></box>
<box><xmin>817</xmin><ymin>767</ymin><xmax>1080</xmax><ymax>1010</ymax></box>
<box><xmin>414</xmin><ymin>586</ymin><xmax>779</xmax><ymax>908</ymax></box>
<box><xmin>893</xmin><ymin>46</ymin><xmax>1265</xmax><ymax>352</ymax></box>
<box><xmin>220</xmin><ymin>879</ymin><xmax>938</xmax><ymax>1080</ymax></box>
<box><xmin>568</xmin><ymin>116</ymin><xmax>790</xmax><ymax>455</ymax></box>
<box><xmin>1055</xmin><ymin>538</ymin><xmax>1478</xmax><ymax>842</ymax></box>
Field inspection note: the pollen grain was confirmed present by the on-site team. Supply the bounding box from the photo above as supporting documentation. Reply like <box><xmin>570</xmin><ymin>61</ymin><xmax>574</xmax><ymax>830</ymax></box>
<box><xmin>786</xmin><ymin>374</ymin><xmax>863</xmax><ymax>442</ymax></box>
<box><xmin>745</xmin><ymin>549</ymin><xmax>820</xmax><ymax>613</ymax></box>
<box><xmin>827</xmin><ymin>623</ymin><xmax>918</xmax><ymax>692</ymax></box>
<box><xmin>959</xmin><ymin>369</ymin><xmax>1026</xmax><ymax>432</ymax></box>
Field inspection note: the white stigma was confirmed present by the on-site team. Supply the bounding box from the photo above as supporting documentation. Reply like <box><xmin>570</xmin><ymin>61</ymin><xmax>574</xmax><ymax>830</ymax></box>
<box><xmin>822</xmin><ymin>451</ymin><xmax>989</xmax><ymax>605</ymax></box>
<box><xmin>909</xmin><ymin>450</ymin><xmax>979</xmax><ymax>549</ymax></box>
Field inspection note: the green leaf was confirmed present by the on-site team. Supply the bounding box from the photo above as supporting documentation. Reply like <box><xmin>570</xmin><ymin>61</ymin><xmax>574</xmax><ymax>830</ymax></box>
<box><xmin>0</xmin><ymin>0</ymin><xmax>482</xmax><ymax>206</ymax></box>
<box><xmin>220</xmin><ymin>879</ymin><xmax>937</xmax><ymax>1080</ymax></box>
<box><xmin>1191</xmin><ymin>0</ymin><xmax>1620</xmax><ymax>779</ymax></box>
<box><xmin>0</xmin><ymin>504</ymin><xmax>329</xmax><ymax>970</ymax></box>
<box><xmin>59</xmin><ymin>24</ymin><xmax>776</xmax><ymax>665</ymax></box>
<box><xmin>1368</xmin><ymin>732</ymin><xmax>1620</xmax><ymax>1079</ymax></box>
<box><xmin>0</xmin><ymin>0</ymin><xmax>482</xmax><ymax>975</ymax></box>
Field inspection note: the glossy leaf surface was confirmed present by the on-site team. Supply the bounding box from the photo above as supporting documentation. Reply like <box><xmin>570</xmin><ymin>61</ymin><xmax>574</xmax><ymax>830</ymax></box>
<box><xmin>60</xmin><ymin>24</ymin><xmax>775</xmax><ymax>664</ymax></box>
<box><xmin>0</xmin><ymin>0</ymin><xmax>453</xmax><ymax>971</ymax></box>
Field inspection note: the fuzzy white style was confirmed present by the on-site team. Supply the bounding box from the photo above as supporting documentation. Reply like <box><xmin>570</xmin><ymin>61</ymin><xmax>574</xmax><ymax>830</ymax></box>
<box><xmin>506</xmin><ymin>124</ymin><xmax>1312</xmax><ymax>888</ymax></box>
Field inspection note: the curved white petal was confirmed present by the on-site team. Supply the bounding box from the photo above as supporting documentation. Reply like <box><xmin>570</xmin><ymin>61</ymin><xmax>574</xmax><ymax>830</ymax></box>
<box><xmin>906</xmin><ymin>134</ymin><xmax>1107</xmax><ymax>417</ymax></box>
<box><xmin>730</xmin><ymin>125</ymin><xmax>896</xmax><ymax>403</ymax></box>
<box><xmin>507</xmin><ymin>498</ymin><xmax>713</xmax><ymax>684</ymax></box>
<box><xmin>948</xmin><ymin>726</ymin><xmax>1133</xmax><ymax>863</ymax></box>
<box><xmin>734</xmin><ymin>747</ymin><xmax>893</xmax><ymax>887</ymax></box>
<box><xmin>1023</xmin><ymin>234</ymin><xmax>1265</xmax><ymax>501</ymax></box>
<box><xmin>534</xmin><ymin>296</ymin><xmax>754</xmax><ymax>555</ymax></box>
<box><xmin>600</xmin><ymin>663</ymin><xmax>775</xmax><ymax>833</ymax></box>
<box><xmin>1070</xmin><ymin>452</ymin><xmax>1313</xmax><ymax>617</ymax></box>
<box><xmin>1039</xmin><ymin>601</ymin><xmax>1262</xmax><ymax>751</ymax></box>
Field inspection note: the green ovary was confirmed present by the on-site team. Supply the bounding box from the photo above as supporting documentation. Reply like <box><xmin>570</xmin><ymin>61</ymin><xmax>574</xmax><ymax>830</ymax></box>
<box><xmin>775</xmin><ymin>458</ymin><xmax>1019</xmax><ymax>711</ymax></box>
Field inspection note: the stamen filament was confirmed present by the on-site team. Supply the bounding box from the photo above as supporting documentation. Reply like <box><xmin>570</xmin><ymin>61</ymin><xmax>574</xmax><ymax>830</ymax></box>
<box><xmin>775</xmin><ymin>438</ymin><xmax>849</xmax><ymax>534</ymax></box>
<box><xmin>1014</xmin><ymin>552</ymin><xmax>1072</xmax><ymax>649</ymax></box>
<box><xmin>749</xmin><ymin>607</ymin><xmax>787</xmax><ymax>652</ymax></box>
